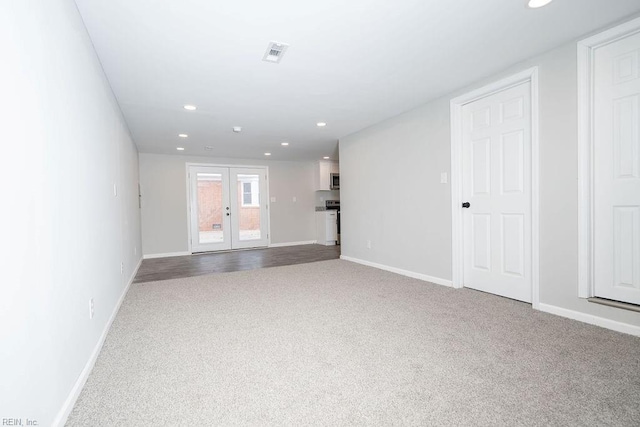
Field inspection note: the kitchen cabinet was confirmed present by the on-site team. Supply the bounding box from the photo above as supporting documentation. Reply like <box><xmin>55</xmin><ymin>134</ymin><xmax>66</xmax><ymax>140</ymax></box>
<box><xmin>316</xmin><ymin>211</ymin><xmax>338</xmax><ymax>245</ymax></box>
<box><xmin>314</xmin><ymin>160</ymin><xmax>339</xmax><ymax>191</ymax></box>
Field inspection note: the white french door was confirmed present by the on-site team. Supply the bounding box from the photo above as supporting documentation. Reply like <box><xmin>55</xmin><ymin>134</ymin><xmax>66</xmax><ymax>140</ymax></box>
<box><xmin>229</xmin><ymin>168</ymin><xmax>269</xmax><ymax>250</ymax></box>
<box><xmin>592</xmin><ymin>31</ymin><xmax>640</xmax><ymax>305</ymax></box>
<box><xmin>189</xmin><ymin>166</ymin><xmax>231</xmax><ymax>252</ymax></box>
<box><xmin>461</xmin><ymin>82</ymin><xmax>532</xmax><ymax>303</ymax></box>
<box><xmin>189</xmin><ymin>165</ymin><xmax>269</xmax><ymax>253</ymax></box>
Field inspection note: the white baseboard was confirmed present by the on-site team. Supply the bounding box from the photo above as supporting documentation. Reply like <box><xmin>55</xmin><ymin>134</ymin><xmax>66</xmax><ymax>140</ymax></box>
<box><xmin>537</xmin><ymin>303</ymin><xmax>640</xmax><ymax>337</ymax></box>
<box><xmin>269</xmin><ymin>240</ymin><xmax>317</xmax><ymax>248</ymax></box>
<box><xmin>143</xmin><ymin>251</ymin><xmax>190</xmax><ymax>259</ymax></box>
<box><xmin>340</xmin><ymin>255</ymin><xmax>453</xmax><ymax>288</ymax></box>
<box><xmin>52</xmin><ymin>256</ymin><xmax>143</xmax><ymax>427</ymax></box>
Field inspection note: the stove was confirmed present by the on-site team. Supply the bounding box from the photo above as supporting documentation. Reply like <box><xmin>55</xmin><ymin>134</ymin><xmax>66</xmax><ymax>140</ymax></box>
<box><xmin>325</xmin><ymin>200</ymin><xmax>340</xmax><ymax>210</ymax></box>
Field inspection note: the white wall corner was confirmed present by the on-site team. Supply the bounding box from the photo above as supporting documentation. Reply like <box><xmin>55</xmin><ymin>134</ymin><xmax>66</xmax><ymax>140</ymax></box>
<box><xmin>449</xmin><ymin>101</ymin><xmax>464</xmax><ymax>289</ymax></box>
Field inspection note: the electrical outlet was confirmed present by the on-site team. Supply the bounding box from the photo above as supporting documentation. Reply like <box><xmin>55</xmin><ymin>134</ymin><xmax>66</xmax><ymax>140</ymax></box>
<box><xmin>292</xmin><ymin>196</ymin><xmax>297</xmax><ymax>203</ymax></box>
<box><xmin>367</xmin><ymin>240</ymin><xmax>372</xmax><ymax>249</ymax></box>
<box><xmin>89</xmin><ymin>298</ymin><xmax>94</xmax><ymax>320</ymax></box>
<box><xmin>134</xmin><ymin>246</ymin><xmax>137</xmax><ymax>255</ymax></box>
<box><xmin>440</xmin><ymin>172</ymin><xmax>448</xmax><ymax>184</ymax></box>
<box><xmin>120</xmin><ymin>262</ymin><xmax>124</xmax><ymax>274</ymax></box>
<box><xmin>113</xmin><ymin>184</ymin><xmax>118</xmax><ymax>197</ymax></box>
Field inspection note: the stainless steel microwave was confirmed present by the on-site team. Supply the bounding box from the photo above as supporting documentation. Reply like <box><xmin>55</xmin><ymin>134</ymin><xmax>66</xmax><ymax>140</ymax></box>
<box><xmin>330</xmin><ymin>173</ymin><xmax>339</xmax><ymax>190</ymax></box>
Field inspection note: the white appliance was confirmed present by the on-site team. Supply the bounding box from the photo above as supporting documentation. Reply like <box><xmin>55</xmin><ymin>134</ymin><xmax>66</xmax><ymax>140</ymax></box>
<box><xmin>316</xmin><ymin>210</ymin><xmax>338</xmax><ymax>246</ymax></box>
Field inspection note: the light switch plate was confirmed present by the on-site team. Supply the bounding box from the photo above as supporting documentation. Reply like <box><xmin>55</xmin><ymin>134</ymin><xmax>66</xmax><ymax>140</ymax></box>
<box><xmin>270</xmin><ymin>197</ymin><xmax>276</xmax><ymax>203</ymax></box>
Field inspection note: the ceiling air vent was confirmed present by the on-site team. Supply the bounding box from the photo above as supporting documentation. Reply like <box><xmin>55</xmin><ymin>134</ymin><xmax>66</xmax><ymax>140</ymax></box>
<box><xmin>262</xmin><ymin>41</ymin><xmax>289</xmax><ymax>64</ymax></box>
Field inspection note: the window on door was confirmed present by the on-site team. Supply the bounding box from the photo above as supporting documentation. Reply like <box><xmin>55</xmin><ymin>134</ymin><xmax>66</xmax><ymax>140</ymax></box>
<box><xmin>241</xmin><ymin>177</ymin><xmax>259</xmax><ymax>207</ymax></box>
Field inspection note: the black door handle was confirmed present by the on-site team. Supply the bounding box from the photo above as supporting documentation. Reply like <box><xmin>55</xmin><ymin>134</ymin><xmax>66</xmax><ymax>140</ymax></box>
<box><xmin>226</xmin><ymin>213</ymin><xmax>230</xmax><ymax>216</ymax></box>
<box><xmin>462</xmin><ymin>202</ymin><xmax>471</xmax><ymax>208</ymax></box>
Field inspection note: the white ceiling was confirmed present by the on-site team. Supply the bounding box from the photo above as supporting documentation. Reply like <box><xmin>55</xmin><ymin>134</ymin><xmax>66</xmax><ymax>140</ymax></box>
<box><xmin>75</xmin><ymin>0</ymin><xmax>640</xmax><ymax>161</ymax></box>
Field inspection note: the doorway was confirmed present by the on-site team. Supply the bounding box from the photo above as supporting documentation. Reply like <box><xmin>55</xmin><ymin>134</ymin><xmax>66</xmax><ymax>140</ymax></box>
<box><xmin>450</xmin><ymin>68</ymin><xmax>540</xmax><ymax>305</ymax></box>
<box><xmin>188</xmin><ymin>165</ymin><xmax>269</xmax><ymax>252</ymax></box>
<box><xmin>578</xmin><ymin>18</ymin><xmax>640</xmax><ymax>305</ymax></box>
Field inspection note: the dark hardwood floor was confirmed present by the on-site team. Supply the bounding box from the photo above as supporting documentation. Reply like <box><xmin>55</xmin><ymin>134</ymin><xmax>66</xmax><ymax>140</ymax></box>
<box><xmin>133</xmin><ymin>244</ymin><xmax>341</xmax><ymax>283</ymax></box>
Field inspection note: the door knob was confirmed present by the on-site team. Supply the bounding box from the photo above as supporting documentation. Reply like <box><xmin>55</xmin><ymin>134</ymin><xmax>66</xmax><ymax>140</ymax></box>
<box><xmin>226</xmin><ymin>213</ymin><xmax>230</xmax><ymax>216</ymax></box>
<box><xmin>462</xmin><ymin>202</ymin><xmax>471</xmax><ymax>208</ymax></box>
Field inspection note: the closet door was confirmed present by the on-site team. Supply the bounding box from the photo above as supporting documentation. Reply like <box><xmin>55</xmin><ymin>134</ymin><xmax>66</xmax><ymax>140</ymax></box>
<box><xmin>593</xmin><ymin>32</ymin><xmax>640</xmax><ymax>305</ymax></box>
<box><xmin>461</xmin><ymin>82</ymin><xmax>532</xmax><ymax>303</ymax></box>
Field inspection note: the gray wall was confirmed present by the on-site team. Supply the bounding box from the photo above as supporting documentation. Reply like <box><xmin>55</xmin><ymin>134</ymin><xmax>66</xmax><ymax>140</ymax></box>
<box><xmin>340</xmin><ymin>34</ymin><xmax>640</xmax><ymax>327</ymax></box>
<box><xmin>315</xmin><ymin>190</ymin><xmax>341</xmax><ymax>207</ymax></box>
<box><xmin>0</xmin><ymin>0</ymin><xmax>142</xmax><ymax>424</ymax></box>
<box><xmin>139</xmin><ymin>153</ymin><xmax>317</xmax><ymax>255</ymax></box>
<box><xmin>340</xmin><ymin>97</ymin><xmax>452</xmax><ymax>280</ymax></box>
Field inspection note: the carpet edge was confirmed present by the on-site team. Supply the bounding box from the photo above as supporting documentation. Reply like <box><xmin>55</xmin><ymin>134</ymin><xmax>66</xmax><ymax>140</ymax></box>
<box><xmin>53</xmin><ymin>256</ymin><xmax>143</xmax><ymax>427</ymax></box>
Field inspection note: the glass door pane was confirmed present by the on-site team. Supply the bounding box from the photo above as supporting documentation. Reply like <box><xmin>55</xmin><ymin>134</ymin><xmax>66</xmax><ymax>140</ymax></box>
<box><xmin>189</xmin><ymin>166</ymin><xmax>231</xmax><ymax>252</ymax></box>
<box><xmin>236</xmin><ymin>174</ymin><xmax>262</xmax><ymax>241</ymax></box>
<box><xmin>230</xmin><ymin>168</ymin><xmax>269</xmax><ymax>249</ymax></box>
<box><xmin>197</xmin><ymin>173</ymin><xmax>224</xmax><ymax>244</ymax></box>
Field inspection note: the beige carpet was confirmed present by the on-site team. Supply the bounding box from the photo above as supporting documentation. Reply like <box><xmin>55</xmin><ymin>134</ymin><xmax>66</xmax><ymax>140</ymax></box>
<box><xmin>67</xmin><ymin>260</ymin><xmax>640</xmax><ymax>426</ymax></box>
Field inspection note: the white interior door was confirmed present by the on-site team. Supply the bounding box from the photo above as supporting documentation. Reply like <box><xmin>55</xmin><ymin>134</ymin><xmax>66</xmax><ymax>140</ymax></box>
<box><xmin>189</xmin><ymin>166</ymin><xmax>231</xmax><ymax>252</ymax></box>
<box><xmin>189</xmin><ymin>165</ymin><xmax>269</xmax><ymax>253</ymax></box>
<box><xmin>461</xmin><ymin>82</ymin><xmax>532</xmax><ymax>303</ymax></box>
<box><xmin>593</xmin><ymin>32</ymin><xmax>640</xmax><ymax>305</ymax></box>
<box><xmin>229</xmin><ymin>168</ymin><xmax>269</xmax><ymax>249</ymax></box>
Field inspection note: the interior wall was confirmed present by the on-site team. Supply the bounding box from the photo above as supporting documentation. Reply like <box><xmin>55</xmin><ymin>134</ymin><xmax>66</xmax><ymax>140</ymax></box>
<box><xmin>340</xmin><ymin>26</ymin><xmax>640</xmax><ymax>328</ymax></box>
<box><xmin>0</xmin><ymin>0</ymin><xmax>142</xmax><ymax>425</ymax></box>
<box><xmin>315</xmin><ymin>190</ymin><xmax>341</xmax><ymax>207</ymax></box>
<box><xmin>139</xmin><ymin>153</ymin><xmax>317</xmax><ymax>255</ymax></box>
<box><xmin>340</xmin><ymin>97</ymin><xmax>452</xmax><ymax>280</ymax></box>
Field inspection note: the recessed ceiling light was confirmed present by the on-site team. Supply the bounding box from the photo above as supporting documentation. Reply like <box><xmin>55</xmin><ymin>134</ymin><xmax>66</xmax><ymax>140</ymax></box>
<box><xmin>204</xmin><ymin>146</ymin><xmax>214</xmax><ymax>150</ymax></box>
<box><xmin>183</xmin><ymin>105</ymin><xmax>197</xmax><ymax>111</ymax></box>
<box><xmin>323</xmin><ymin>156</ymin><xmax>330</xmax><ymax>160</ymax></box>
<box><xmin>233</xmin><ymin>126</ymin><xmax>242</xmax><ymax>133</ymax></box>
<box><xmin>264</xmin><ymin>152</ymin><xmax>271</xmax><ymax>156</ymax></box>
<box><xmin>281</xmin><ymin>142</ymin><xmax>289</xmax><ymax>146</ymax></box>
<box><xmin>178</xmin><ymin>134</ymin><xmax>188</xmax><ymax>138</ymax></box>
<box><xmin>317</xmin><ymin>122</ymin><xmax>327</xmax><ymax>127</ymax></box>
<box><xmin>176</xmin><ymin>147</ymin><xmax>185</xmax><ymax>151</ymax></box>
<box><xmin>527</xmin><ymin>0</ymin><xmax>552</xmax><ymax>8</ymax></box>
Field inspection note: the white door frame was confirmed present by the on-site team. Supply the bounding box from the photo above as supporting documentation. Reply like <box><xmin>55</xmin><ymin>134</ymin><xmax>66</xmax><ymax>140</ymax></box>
<box><xmin>450</xmin><ymin>67</ymin><xmax>540</xmax><ymax>308</ymax></box>
<box><xmin>577</xmin><ymin>17</ymin><xmax>640</xmax><ymax>299</ymax></box>
<box><xmin>185</xmin><ymin>162</ymin><xmax>271</xmax><ymax>253</ymax></box>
